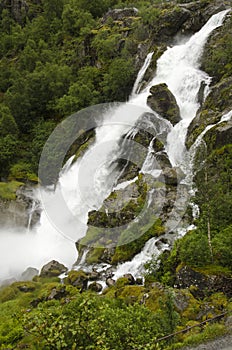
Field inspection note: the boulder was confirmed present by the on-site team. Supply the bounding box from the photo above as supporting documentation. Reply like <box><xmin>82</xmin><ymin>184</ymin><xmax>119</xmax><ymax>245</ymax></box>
<box><xmin>40</xmin><ymin>260</ymin><xmax>68</xmax><ymax>278</ymax></box>
<box><xmin>135</xmin><ymin>277</ymin><xmax>143</xmax><ymax>285</ymax></box>
<box><xmin>88</xmin><ymin>282</ymin><xmax>103</xmax><ymax>293</ymax></box>
<box><xmin>147</xmin><ymin>84</ymin><xmax>181</xmax><ymax>125</ymax></box>
<box><xmin>65</xmin><ymin>270</ymin><xmax>88</xmax><ymax>291</ymax></box>
<box><xmin>106</xmin><ymin>278</ymin><xmax>116</xmax><ymax>287</ymax></box>
<box><xmin>88</xmin><ymin>271</ymin><xmax>100</xmax><ymax>281</ymax></box>
<box><xmin>161</xmin><ymin>167</ymin><xmax>178</xmax><ymax>186</ymax></box>
<box><xmin>123</xmin><ymin>273</ymin><xmax>135</xmax><ymax>285</ymax></box>
<box><xmin>179</xmin><ymin>1</ymin><xmax>227</xmax><ymax>35</ymax></box>
<box><xmin>47</xmin><ymin>287</ymin><xmax>66</xmax><ymax>300</ymax></box>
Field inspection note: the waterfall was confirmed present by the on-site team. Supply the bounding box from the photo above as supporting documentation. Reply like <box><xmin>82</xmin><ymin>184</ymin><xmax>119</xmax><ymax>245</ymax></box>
<box><xmin>111</xmin><ymin>9</ymin><xmax>230</xmax><ymax>278</ymax></box>
<box><xmin>0</xmin><ymin>10</ymin><xmax>230</xmax><ymax>283</ymax></box>
<box><xmin>131</xmin><ymin>52</ymin><xmax>153</xmax><ymax>96</ymax></box>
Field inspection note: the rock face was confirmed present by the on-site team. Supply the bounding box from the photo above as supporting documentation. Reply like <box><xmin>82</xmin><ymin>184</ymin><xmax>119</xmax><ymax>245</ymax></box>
<box><xmin>176</xmin><ymin>266</ymin><xmax>232</xmax><ymax>298</ymax></box>
<box><xmin>40</xmin><ymin>260</ymin><xmax>68</xmax><ymax>278</ymax></box>
<box><xmin>186</xmin><ymin>77</ymin><xmax>232</xmax><ymax>149</ymax></box>
<box><xmin>0</xmin><ymin>189</ymin><xmax>40</xmax><ymax>228</ymax></box>
<box><xmin>147</xmin><ymin>84</ymin><xmax>181</xmax><ymax>125</ymax></box>
<box><xmin>0</xmin><ymin>185</ymin><xmax>40</xmax><ymax>229</ymax></box>
<box><xmin>102</xmin><ymin>7</ymin><xmax>138</xmax><ymax>23</ymax></box>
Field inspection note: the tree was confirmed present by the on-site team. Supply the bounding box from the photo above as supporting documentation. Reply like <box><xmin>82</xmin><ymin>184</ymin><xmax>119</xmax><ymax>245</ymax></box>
<box><xmin>101</xmin><ymin>58</ymin><xmax>136</xmax><ymax>101</ymax></box>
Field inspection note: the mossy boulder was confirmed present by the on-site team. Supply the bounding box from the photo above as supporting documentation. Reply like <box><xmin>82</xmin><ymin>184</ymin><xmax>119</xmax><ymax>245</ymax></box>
<box><xmin>88</xmin><ymin>282</ymin><xmax>103</xmax><ymax>293</ymax></box>
<box><xmin>40</xmin><ymin>260</ymin><xmax>68</xmax><ymax>278</ymax></box>
<box><xmin>147</xmin><ymin>83</ymin><xmax>181</xmax><ymax>125</ymax></box>
<box><xmin>64</xmin><ymin>270</ymin><xmax>88</xmax><ymax>291</ymax></box>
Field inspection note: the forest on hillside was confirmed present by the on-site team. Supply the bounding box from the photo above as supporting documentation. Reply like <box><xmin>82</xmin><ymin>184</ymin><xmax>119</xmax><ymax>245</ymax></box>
<box><xmin>0</xmin><ymin>0</ymin><xmax>169</xmax><ymax>181</ymax></box>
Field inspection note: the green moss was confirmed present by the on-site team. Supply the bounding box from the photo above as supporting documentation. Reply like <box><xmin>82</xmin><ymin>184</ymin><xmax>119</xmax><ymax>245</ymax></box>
<box><xmin>65</xmin><ymin>270</ymin><xmax>88</xmax><ymax>285</ymax></box>
<box><xmin>112</xmin><ymin>218</ymin><xmax>165</xmax><ymax>264</ymax></box>
<box><xmin>115</xmin><ymin>277</ymin><xmax>130</xmax><ymax>289</ymax></box>
<box><xmin>85</xmin><ymin>247</ymin><xmax>104</xmax><ymax>264</ymax></box>
<box><xmin>0</xmin><ymin>181</ymin><xmax>24</xmax><ymax>200</ymax></box>
<box><xmin>116</xmin><ymin>285</ymin><xmax>145</xmax><ymax>305</ymax></box>
<box><xmin>196</xmin><ymin>265</ymin><xmax>232</xmax><ymax>277</ymax></box>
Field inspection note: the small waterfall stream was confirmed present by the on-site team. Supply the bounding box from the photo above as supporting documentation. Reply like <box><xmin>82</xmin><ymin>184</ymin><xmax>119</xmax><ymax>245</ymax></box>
<box><xmin>0</xmin><ymin>9</ymin><xmax>230</xmax><ymax>283</ymax></box>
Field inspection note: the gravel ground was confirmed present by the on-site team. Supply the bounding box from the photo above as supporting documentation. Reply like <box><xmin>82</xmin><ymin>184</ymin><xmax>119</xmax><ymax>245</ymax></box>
<box><xmin>182</xmin><ymin>334</ymin><xmax>232</xmax><ymax>350</ymax></box>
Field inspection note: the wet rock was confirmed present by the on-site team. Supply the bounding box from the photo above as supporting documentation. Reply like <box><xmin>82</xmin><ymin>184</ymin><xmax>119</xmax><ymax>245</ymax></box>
<box><xmin>20</xmin><ymin>267</ymin><xmax>39</xmax><ymax>281</ymax></box>
<box><xmin>65</xmin><ymin>270</ymin><xmax>88</xmax><ymax>291</ymax></box>
<box><xmin>40</xmin><ymin>260</ymin><xmax>68</xmax><ymax>278</ymax></box>
<box><xmin>135</xmin><ymin>277</ymin><xmax>143</xmax><ymax>285</ymax></box>
<box><xmin>179</xmin><ymin>1</ymin><xmax>227</xmax><ymax>35</ymax></box>
<box><xmin>156</xmin><ymin>151</ymin><xmax>172</xmax><ymax>170</ymax></box>
<box><xmin>106</xmin><ymin>278</ymin><xmax>116</xmax><ymax>287</ymax></box>
<box><xmin>186</xmin><ymin>77</ymin><xmax>232</xmax><ymax>149</ymax></box>
<box><xmin>147</xmin><ymin>84</ymin><xmax>181</xmax><ymax>125</ymax></box>
<box><xmin>0</xmin><ymin>185</ymin><xmax>40</xmax><ymax>229</ymax></box>
<box><xmin>161</xmin><ymin>167</ymin><xmax>178</xmax><ymax>186</ymax></box>
<box><xmin>88</xmin><ymin>282</ymin><xmax>103</xmax><ymax>293</ymax></box>
<box><xmin>88</xmin><ymin>271</ymin><xmax>100</xmax><ymax>281</ymax></box>
<box><xmin>123</xmin><ymin>273</ymin><xmax>135</xmax><ymax>285</ymax></box>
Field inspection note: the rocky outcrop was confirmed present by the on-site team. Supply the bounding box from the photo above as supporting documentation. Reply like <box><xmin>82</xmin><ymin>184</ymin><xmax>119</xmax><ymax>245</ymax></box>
<box><xmin>179</xmin><ymin>1</ymin><xmax>228</xmax><ymax>35</ymax></box>
<box><xmin>176</xmin><ymin>266</ymin><xmax>232</xmax><ymax>298</ymax></box>
<box><xmin>203</xmin><ymin>118</ymin><xmax>232</xmax><ymax>152</ymax></box>
<box><xmin>102</xmin><ymin>7</ymin><xmax>138</xmax><ymax>23</ymax></box>
<box><xmin>40</xmin><ymin>260</ymin><xmax>68</xmax><ymax>278</ymax></box>
<box><xmin>186</xmin><ymin>77</ymin><xmax>232</xmax><ymax>149</ymax></box>
<box><xmin>147</xmin><ymin>84</ymin><xmax>181</xmax><ymax>125</ymax></box>
<box><xmin>0</xmin><ymin>185</ymin><xmax>40</xmax><ymax>229</ymax></box>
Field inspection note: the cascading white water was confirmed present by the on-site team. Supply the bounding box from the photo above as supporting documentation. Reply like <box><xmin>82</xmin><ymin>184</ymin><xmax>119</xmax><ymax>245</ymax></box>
<box><xmin>111</xmin><ymin>9</ymin><xmax>230</xmax><ymax>278</ymax></box>
<box><xmin>131</xmin><ymin>52</ymin><xmax>153</xmax><ymax>96</ymax></box>
<box><xmin>0</xmin><ymin>9</ymin><xmax>230</xmax><ymax>283</ymax></box>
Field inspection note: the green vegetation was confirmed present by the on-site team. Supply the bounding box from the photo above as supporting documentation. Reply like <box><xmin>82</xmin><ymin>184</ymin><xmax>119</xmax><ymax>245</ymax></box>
<box><xmin>1</xmin><ymin>1</ymin><xmax>232</xmax><ymax>349</ymax></box>
<box><xmin>0</xmin><ymin>180</ymin><xmax>23</xmax><ymax>200</ymax></box>
<box><xmin>145</xmin><ymin>143</ymin><xmax>232</xmax><ymax>291</ymax></box>
<box><xmin>1</xmin><ymin>273</ymin><xmax>231</xmax><ymax>350</ymax></box>
<box><xmin>0</xmin><ymin>0</ymin><xmax>166</xmax><ymax>183</ymax></box>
